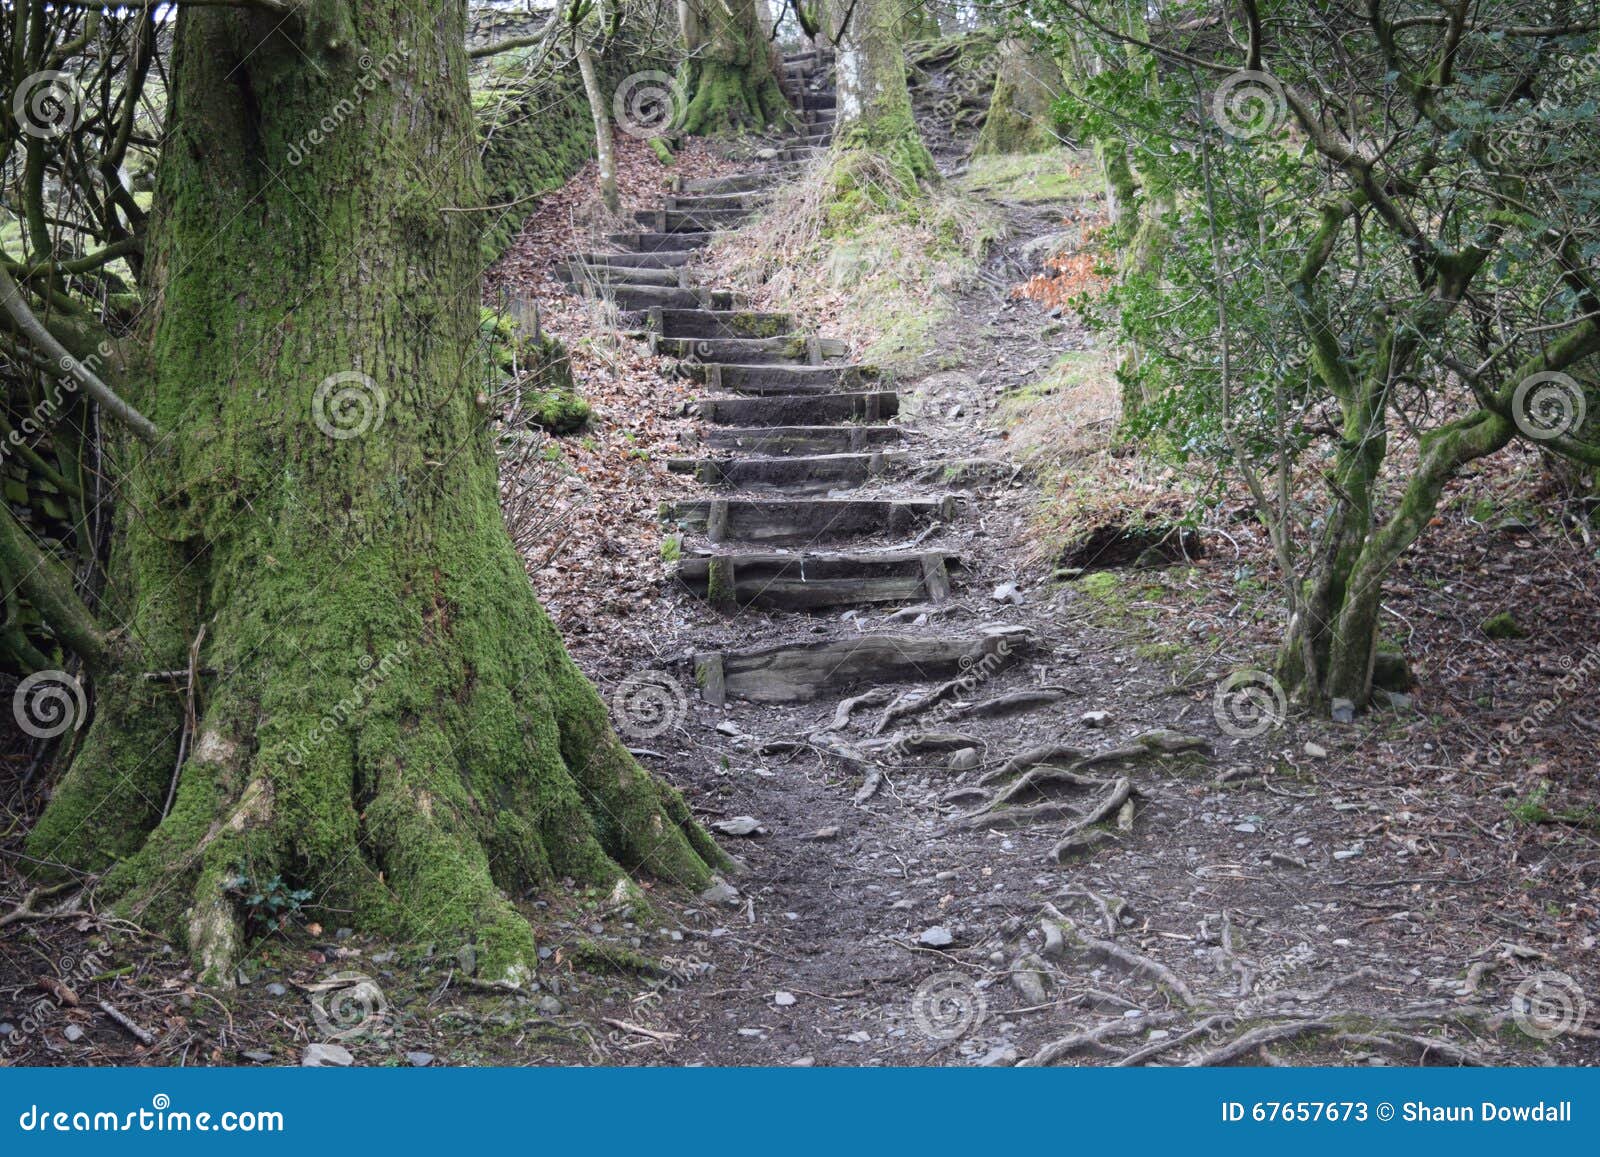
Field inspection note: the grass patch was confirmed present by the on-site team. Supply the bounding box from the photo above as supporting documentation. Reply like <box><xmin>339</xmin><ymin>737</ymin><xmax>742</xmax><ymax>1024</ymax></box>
<box><xmin>959</xmin><ymin>149</ymin><xmax>1101</xmax><ymax>203</ymax></box>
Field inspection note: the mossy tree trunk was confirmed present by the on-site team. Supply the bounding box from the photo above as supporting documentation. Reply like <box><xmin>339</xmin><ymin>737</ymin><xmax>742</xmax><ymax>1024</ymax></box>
<box><xmin>25</xmin><ymin>0</ymin><xmax>722</xmax><ymax>986</ymax></box>
<box><xmin>975</xmin><ymin>37</ymin><xmax>1062</xmax><ymax>156</ymax></box>
<box><xmin>680</xmin><ymin>0</ymin><xmax>789</xmax><ymax>135</ymax></box>
<box><xmin>835</xmin><ymin>0</ymin><xmax>935</xmax><ymax>182</ymax></box>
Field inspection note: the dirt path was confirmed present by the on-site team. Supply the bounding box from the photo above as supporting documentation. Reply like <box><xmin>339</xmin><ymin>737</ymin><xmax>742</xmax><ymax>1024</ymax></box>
<box><xmin>547</xmin><ymin>52</ymin><xmax>1598</xmax><ymax>1067</ymax></box>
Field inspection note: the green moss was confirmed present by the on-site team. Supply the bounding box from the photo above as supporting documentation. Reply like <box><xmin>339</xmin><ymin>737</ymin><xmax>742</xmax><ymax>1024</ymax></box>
<box><xmin>649</xmin><ymin>138</ymin><xmax>674</xmax><ymax>165</ymax></box>
<box><xmin>960</xmin><ymin>150</ymin><xmax>1100</xmax><ymax>203</ymax></box>
<box><xmin>1481</xmin><ymin>612</ymin><xmax>1527</xmax><ymax>640</ymax></box>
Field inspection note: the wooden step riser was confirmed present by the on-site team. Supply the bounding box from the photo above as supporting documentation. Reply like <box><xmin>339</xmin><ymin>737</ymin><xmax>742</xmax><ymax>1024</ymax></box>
<box><xmin>694</xmin><ymin>626</ymin><xmax>1032</xmax><ymax>705</ymax></box>
<box><xmin>606</xmin><ymin>231</ymin><xmax>714</xmax><ymax>253</ymax></box>
<box><xmin>667</xmin><ymin>497</ymin><xmax>953</xmax><ymax>545</ymax></box>
<box><xmin>669</xmin><ymin>453</ymin><xmax>908</xmax><ymax>489</ymax></box>
<box><xmin>634</xmin><ymin>209</ymin><xmax>750</xmax><ymax>233</ymax></box>
<box><xmin>655</xmin><ymin>336</ymin><xmax>817</xmax><ymax>366</ymax></box>
<box><xmin>689</xmin><ymin>392</ymin><xmax>899</xmax><ymax>426</ymax></box>
<box><xmin>571</xmin><ymin>250</ymin><xmax>693</xmax><ymax>269</ymax></box>
<box><xmin>675</xmin><ymin>170</ymin><xmax>795</xmax><ymax>196</ymax></box>
<box><xmin>677</xmin><ymin>552</ymin><xmax>959</xmax><ymax>612</ymax></box>
<box><xmin>648</xmin><ymin>308</ymin><xmax>794</xmax><ymax>340</ymax></box>
<box><xmin>562</xmin><ymin>265</ymin><xmax>683</xmax><ymax>289</ymax></box>
<box><xmin>682</xmin><ymin>364</ymin><xmax>868</xmax><ymax>392</ymax></box>
<box><xmin>701</xmin><ymin>426</ymin><xmax>903</xmax><ymax>455</ymax></box>
<box><xmin>575</xmin><ymin>286</ymin><xmax>733</xmax><ymax>312</ymax></box>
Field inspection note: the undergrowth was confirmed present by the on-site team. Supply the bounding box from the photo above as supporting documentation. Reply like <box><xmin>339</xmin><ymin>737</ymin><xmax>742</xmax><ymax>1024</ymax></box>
<box><xmin>705</xmin><ymin>151</ymin><xmax>1002</xmax><ymax>374</ymax></box>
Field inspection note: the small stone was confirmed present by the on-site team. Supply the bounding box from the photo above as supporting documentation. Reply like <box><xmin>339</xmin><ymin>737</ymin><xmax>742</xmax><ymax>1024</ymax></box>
<box><xmin>711</xmin><ymin>815</ymin><xmax>766</xmax><ymax>837</ymax></box>
<box><xmin>1147</xmin><ymin>1029</ymin><xmax>1170</xmax><ymax>1040</ymax></box>
<box><xmin>700</xmin><ymin>880</ymin><xmax>741</xmax><ymax>907</ymax></box>
<box><xmin>1080</xmin><ymin>710</ymin><xmax>1111</xmax><ymax>728</ymax></box>
<box><xmin>755</xmin><ymin>147</ymin><xmax>780</xmax><ymax>160</ymax></box>
<box><xmin>1303</xmin><ymin>741</ymin><xmax>1328</xmax><ymax>759</ymax></box>
<box><xmin>844</xmin><ymin>1030</ymin><xmax>872</xmax><ymax>1043</ymax></box>
<box><xmin>919</xmin><ymin>926</ymin><xmax>955</xmax><ymax>947</ymax></box>
<box><xmin>537</xmin><ymin>995</ymin><xmax>564</xmax><ymax>1016</ymax></box>
<box><xmin>992</xmin><ymin>582</ymin><xmax>1025</xmax><ymax>605</ymax></box>
<box><xmin>405</xmin><ymin>1051</ymin><xmax>434</xmax><ymax>1068</ymax></box>
<box><xmin>63</xmin><ymin>1024</ymin><xmax>85</xmax><ymax>1043</ymax></box>
<box><xmin>1270</xmin><ymin>852</ymin><xmax>1309</xmax><ymax>870</ymax></box>
<box><xmin>1333</xmin><ymin>845</ymin><xmax>1363</xmax><ymax>861</ymax></box>
<box><xmin>456</xmin><ymin>943</ymin><xmax>477</xmax><ymax>975</ymax></box>
<box><xmin>371</xmin><ymin>950</ymin><xmax>396</xmax><ymax>965</ymax></box>
<box><xmin>1330</xmin><ymin>698</ymin><xmax>1356</xmax><ymax>724</ymax></box>
<box><xmin>976</xmin><ymin>1044</ymin><xmax>1019</xmax><ymax>1066</ymax></box>
<box><xmin>1122</xmin><ymin>1008</ymin><xmax>1144</xmax><ymax>1018</ymax></box>
<box><xmin>801</xmin><ymin>825</ymin><xmax>840</xmax><ymax>841</ymax></box>
<box><xmin>241</xmin><ymin>1049</ymin><xmax>273</xmax><ymax>1063</ymax></box>
<box><xmin>265</xmin><ymin>982</ymin><xmax>288</xmax><ymax>997</ymax></box>
<box><xmin>715</xmin><ymin>720</ymin><xmax>742</xmax><ymax>737</ymax></box>
<box><xmin>1293</xmin><ymin>836</ymin><xmax>1312</xmax><ymax>848</ymax></box>
<box><xmin>334</xmin><ymin>927</ymin><xmax>354</xmax><ymax>941</ymax></box>
<box><xmin>789</xmin><ymin>1056</ymin><xmax>816</xmax><ymax>1066</ymax></box>
<box><xmin>737</xmin><ymin>1027</ymin><xmax>766</xmax><ymax>1038</ymax></box>
<box><xmin>301</xmin><ymin>1042</ymin><xmax>354</xmax><ymax>1067</ymax></box>
<box><xmin>1232</xmin><ymin>822</ymin><xmax>1258</xmax><ymax>834</ymax></box>
<box><xmin>773</xmin><ymin>991</ymin><xmax>797</xmax><ymax>1007</ymax></box>
<box><xmin>947</xmin><ymin>747</ymin><xmax>980</xmax><ymax>771</ymax></box>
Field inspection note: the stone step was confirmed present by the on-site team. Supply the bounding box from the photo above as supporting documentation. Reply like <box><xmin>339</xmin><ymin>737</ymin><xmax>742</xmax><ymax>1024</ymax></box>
<box><xmin>606</xmin><ymin>230</ymin><xmax>714</xmax><ymax>253</ymax></box>
<box><xmin>676</xmin><ymin>548</ymin><xmax>961</xmax><ymax>611</ymax></box>
<box><xmin>682</xmin><ymin>363</ymin><xmax>871</xmax><ymax>394</ymax></box>
<box><xmin>666</xmin><ymin>451</ymin><xmax>908</xmax><ymax>490</ymax></box>
<box><xmin>571</xmin><ymin>250</ymin><xmax>694</xmax><ymax>269</ymax></box>
<box><xmin>654</xmin><ymin>335</ymin><xmax>817</xmax><ymax>365</ymax></box>
<box><xmin>782</xmin><ymin>146</ymin><xmax>827</xmax><ymax>163</ymax></box>
<box><xmin>635</xmin><ymin>207</ymin><xmax>750</xmax><ymax>233</ymax></box>
<box><xmin>648</xmin><ymin>308</ymin><xmax>794</xmax><ymax>340</ymax></box>
<box><xmin>666</xmin><ymin>496</ymin><xmax>953</xmax><ymax>545</ymax></box>
<box><xmin>805</xmin><ymin>109</ymin><xmax>836</xmax><ymax>126</ymax></box>
<box><xmin>560</xmin><ymin>262</ymin><xmax>682</xmax><ymax>289</ymax></box>
<box><xmin>701</xmin><ymin>425</ymin><xmax>904</xmax><ymax>455</ymax></box>
<box><xmin>693</xmin><ymin>624</ymin><xmax>1032</xmax><ymax>705</ymax></box>
<box><xmin>804</xmin><ymin>92</ymin><xmax>837</xmax><ymax>111</ymax></box>
<box><xmin>574</xmin><ymin>283</ymin><xmax>731</xmax><ymax>312</ymax></box>
<box><xmin>689</xmin><ymin>390</ymin><xmax>899</xmax><ymax>426</ymax></box>
<box><xmin>675</xmin><ymin>170</ymin><xmax>793</xmax><ymax>196</ymax></box>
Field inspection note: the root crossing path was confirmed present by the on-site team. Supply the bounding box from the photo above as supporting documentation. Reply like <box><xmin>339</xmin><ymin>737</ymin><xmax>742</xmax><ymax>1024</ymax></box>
<box><xmin>556</xmin><ymin>50</ymin><xmax>1567</xmax><ymax>1067</ymax></box>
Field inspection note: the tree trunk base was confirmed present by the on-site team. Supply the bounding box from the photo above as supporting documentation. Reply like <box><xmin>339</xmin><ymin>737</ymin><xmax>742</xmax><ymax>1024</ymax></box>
<box><xmin>681</xmin><ymin>59</ymin><xmax>790</xmax><ymax>137</ymax></box>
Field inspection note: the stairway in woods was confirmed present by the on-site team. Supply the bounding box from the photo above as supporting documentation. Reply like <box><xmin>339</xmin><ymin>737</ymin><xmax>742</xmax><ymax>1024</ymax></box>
<box><xmin>563</xmin><ymin>48</ymin><xmax>1028</xmax><ymax>711</ymax></box>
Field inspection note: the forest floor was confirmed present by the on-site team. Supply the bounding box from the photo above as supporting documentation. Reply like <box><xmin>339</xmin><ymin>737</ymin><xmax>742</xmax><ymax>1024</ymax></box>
<box><xmin>3</xmin><ymin>74</ymin><xmax>1598</xmax><ymax>1069</ymax></box>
